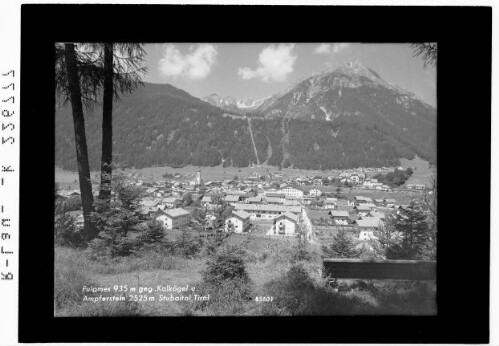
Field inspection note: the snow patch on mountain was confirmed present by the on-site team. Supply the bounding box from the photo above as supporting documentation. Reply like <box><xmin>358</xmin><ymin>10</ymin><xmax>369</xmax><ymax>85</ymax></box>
<box><xmin>319</xmin><ymin>105</ymin><xmax>332</xmax><ymax>121</ymax></box>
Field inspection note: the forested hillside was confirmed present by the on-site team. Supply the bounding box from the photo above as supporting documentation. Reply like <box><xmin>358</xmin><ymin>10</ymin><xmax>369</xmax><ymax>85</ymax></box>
<box><xmin>56</xmin><ymin>79</ymin><xmax>436</xmax><ymax>171</ymax></box>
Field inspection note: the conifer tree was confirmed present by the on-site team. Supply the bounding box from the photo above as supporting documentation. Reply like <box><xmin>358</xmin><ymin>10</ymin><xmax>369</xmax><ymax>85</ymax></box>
<box><xmin>322</xmin><ymin>230</ymin><xmax>359</xmax><ymax>258</ymax></box>
<box><xmin>379</xmin><ymin>201</ymin><xmax>431</xmax><ymax>260</ymax></box>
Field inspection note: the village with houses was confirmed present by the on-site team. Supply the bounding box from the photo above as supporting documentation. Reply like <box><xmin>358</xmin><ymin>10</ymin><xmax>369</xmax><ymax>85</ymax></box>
<box><xmin>56</xmin><ymin>164</ymin><xmax>430</xmax><ymax>252</ymax></box>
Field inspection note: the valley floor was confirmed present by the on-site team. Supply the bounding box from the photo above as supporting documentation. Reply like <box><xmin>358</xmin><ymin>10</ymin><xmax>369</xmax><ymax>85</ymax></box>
<box><xmin>56</xmin><ymin>156</ymin><xmax>434</xmax><ymax>190</ymax></box>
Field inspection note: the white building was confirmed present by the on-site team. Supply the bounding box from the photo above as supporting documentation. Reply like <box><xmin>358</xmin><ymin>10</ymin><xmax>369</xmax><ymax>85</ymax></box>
<box><xmin>267</xmin><ymin>211</ymin><xmax>299</xmax><ymax>236</ymax></box>
<box><xmin>355</xmin><ymin>203</ymin><xmax>377</xmax><ymax>216</ymax></box>
<box><xmin>156</xmin><ymin>208</ymin><xmax>191</xmax><ymax>230</ymax></box>
<box><xmin>224</xmin><ymin>210</ymin><xmax>251</xmax><ymax>233</ymax></box>
<box><xmin>233</xmin><ymin>203</ymin><xmax>302</xmax><ymax>220</ymax></box>
<box><xmin>196</xmin><ymin>171</ymin><xmax>202</xmax><ymax>185</ymax></box>
<box><xmin>350</xmin><ymin>175</ymin><xmax>360</xmax><ymax>184</ymax></box>
<box><xmin>354</xmin><ymin>196</ymin><xmax>373</xmax><ymax>205</ymax></box>
<box><xmin>324</xmin><ymin>198</ymin><xmax>337</xmax><ymax>210</ymax></box>
<box><xmin>329</xmin><ymin>210</ymin><xmax>350</xmax><ymax>225</ymax></box>
<box><xmin>309</xmin><ymin>188</ymin><xmax>322</xmax><ymax>197</ymax></box>
<box><xmin>224</xmin><ymin>195</ymin><xmax>240</xmax><ymax>205</ymax></box>
<box><xmin>355</xmin><ymin>217</ymin><xmax>382</xmax><ymax>240</ymax></box>
<box><xmin>278</xmin><ymin>186</ymin><xmax>304</xmax><ymax>198</ymax></box>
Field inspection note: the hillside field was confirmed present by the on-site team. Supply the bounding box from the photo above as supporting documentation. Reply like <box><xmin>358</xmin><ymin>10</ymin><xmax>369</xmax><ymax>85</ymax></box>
<box><xmin>55</xmin><ymin>231</ymin><xmax>436</xmax><ymax>317</ymax></box>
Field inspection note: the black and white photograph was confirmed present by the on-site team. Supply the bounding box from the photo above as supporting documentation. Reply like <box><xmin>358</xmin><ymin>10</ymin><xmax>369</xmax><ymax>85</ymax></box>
<box><xmin>4</xmin><ymin>3</ymin><xmax>490</xmax><ymax>343</ymax></box>
<box><xmin>54</xmin><ymin>41</ymin><xmax>438</xmax><ymax>317</ymax></box>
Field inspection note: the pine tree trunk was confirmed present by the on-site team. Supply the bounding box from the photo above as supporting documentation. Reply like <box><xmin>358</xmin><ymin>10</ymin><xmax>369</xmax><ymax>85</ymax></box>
<box><xmin>99</xmin><ymin>43</ymin><xmax>114</xmax><ymax>202</ymax></box>
<box><xmin>64</xmin><ymin>43</ymin><xmax>95</xmax><ymax>240</ymax></box>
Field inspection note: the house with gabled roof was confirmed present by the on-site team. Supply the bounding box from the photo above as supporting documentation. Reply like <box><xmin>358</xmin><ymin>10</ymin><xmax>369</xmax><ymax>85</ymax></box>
<box><xmin>247</xmin><ymin>196</ymin><xmax>262</xmax><ymax>204</ymax></box>
<box><xmin>354</xmin><ymin>196</ymin><xmax>373</xmax><ymax>205</ymax></box>
<box><xmin>224</xmin><ymin>195</ymin><xmax>241</xmax><ymax>205</ymax></box>
<box><xmin>268</xmin><ymin>211</ymin><xmax>299</xmax><ymax>236</ymax></box>
<box><xmin>265</xmin><ymin>193</ymin><xmax>286</xmax><ymax>203</ymax></box>
<box><xmin>329</xmin><ymin>210</ymin><xmax>350</xmax><ymax>225</ymax></box>
<box><xmin>309</xmin><ymin>188</ymin><xmax>323</xmax><ymax>197</ymax></box>
<box><xmin>354</xmin><ymin>203</ymin><xmax>377</xmax><ymax>216</ymax></box>
<box><xmin>265</xmin><ymin>196</ymin><xmax>283</xmax><ymax>205</ymax></box>
<box><xmin>355</xmin><ymin>217</ymin><xmax>383</xmax><ymax>240</ymax></box>
<box><xmin>156</xmin><ymin>208</ymin><xmax>191</xmax><ymax>230</ymax></box>
<box><xmin>224</xmin><ymin>210</ymin><xmax>251</xmax><ymax>233</ymax></box>
<box><xmin>278</xmin><ymin>186</ymin><xmax>304</xmax><ymax>198</ymax></box>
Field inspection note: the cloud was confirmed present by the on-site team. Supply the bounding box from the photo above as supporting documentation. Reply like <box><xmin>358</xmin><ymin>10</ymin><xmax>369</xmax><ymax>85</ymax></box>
<box><xmin>314</xmin><ymin>43</ymin><xmax>331</xmax><ymax>54</ymax></box>
<box><xmin>158</xmin><ymin>44</ymin><xmax>217</xmax><ymax>80</ymax></box>
<box><xmin>314</xmin><ymin>43</ymin><xmax>350</xmax><ymax>54</ymax></box>
<box><xmin>238</xmin><ymin>44</ymin><xmax>297</xmax><ymax>82</ymax></box>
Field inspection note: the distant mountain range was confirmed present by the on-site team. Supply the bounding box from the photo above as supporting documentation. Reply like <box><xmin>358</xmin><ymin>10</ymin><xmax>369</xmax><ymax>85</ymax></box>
<box><xmin>55</xmin><ymin>61</ymin><xmax>436</xmax><ymax>171</ymax></box>
<box><xmin>202</xmin><ymin>93</ymin><xmax>269</xmax><ymax>112</ymax></box>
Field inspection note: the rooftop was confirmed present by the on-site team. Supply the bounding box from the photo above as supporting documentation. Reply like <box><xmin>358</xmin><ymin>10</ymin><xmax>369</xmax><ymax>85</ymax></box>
<box><xmin>330</xmin><ymin>210</ymin><xmax>350</xmax><ymax>218</ymax></box>
<box><xmin>141</xmin><ymin>200</ymin><xmax>158</xmax><ymax>207</ymax></box>
<box><xmin>276</xmin><ymin>211</ymin><xmax>299</xmax><ymax>222</ymax></box>
<box><xmin>356</xmin><ymin>203</ymin><xmax>376</xmax><ymax>210</ymax></box>
<box><xmin>224</xmin><ymin>195</ymin><xmax>240</xmax><ymax>202</ymax></box>
<box><xmin>226</xmin><ymin>190</ymin><xmax>248</xmax><ymax>195</ymax></box>
<box><xmin>247</xmin><ymin>196</ymin><xmax>262</xmax><ymax>203</ymax></box>
<box><xmin>164</xmin><ymin>208</ymin><xmax>191</xmax><ymax>218</ymax></box>
<box><xmin>232</xmin><ymin>210</ymin><xmax>251</xmax><ymax>220</ymax></box>
<box><xmin>163</xmin><ymin>197</ymin><xmax>179</xmax><ymax>203</ymax></box>
<box><xmin>265</xmin><ymin>197</ymin><xmax>283</xmax><ymax>203</ymax></box>
<box><xmin>356</xmin><ymin>217</ymin><xmax>382</xmax><ymax>228</ymax></box>
<box><xmin>234</xmin><ymin>203</ymin><xmax>302</xmax><ymax>213</ymax></box>
<box><xmin>265</xmin><ymin>192</ymin><xmax>286</xmax><ymax>198</ymax></box>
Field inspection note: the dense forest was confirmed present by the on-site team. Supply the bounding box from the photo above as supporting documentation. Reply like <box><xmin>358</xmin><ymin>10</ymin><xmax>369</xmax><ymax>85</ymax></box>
<box><xmin>56</xmin><ymin>82</ymin><xmax>436</xmax><ymax>171</ymax></box>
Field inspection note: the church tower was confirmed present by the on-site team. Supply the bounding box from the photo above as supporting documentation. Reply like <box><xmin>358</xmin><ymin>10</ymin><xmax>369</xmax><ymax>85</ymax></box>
<box><xmin>196</xmin><ymin>170</ymin><xmax>202</xmax><ymax>185</ymax></box>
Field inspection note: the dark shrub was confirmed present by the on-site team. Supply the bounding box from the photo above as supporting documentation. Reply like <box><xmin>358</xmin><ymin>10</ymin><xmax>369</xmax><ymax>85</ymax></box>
<box><xmin>54</xmin><ymin>213</ymin><xmax>85</xmax><ymax>248</ymax></box>
<box><xmin>192</xmin><ymin>277</ymin><xmax>253</xmax><ymax>315</ymax></box>
<box><xmin>202</xmin><ymin>246</ymin><xmax>250</xmax><ymax>286</ymax></box>
<box><xmin>191</xmin><ymin>245</ymin><xmax>253</xmax><ymax>315</ymax></box>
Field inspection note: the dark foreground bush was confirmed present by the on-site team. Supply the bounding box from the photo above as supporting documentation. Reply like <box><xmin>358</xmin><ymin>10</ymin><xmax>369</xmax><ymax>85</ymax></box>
<box><xmin>256</xmin><ymin>263</ymin><xmax>362</xmax><ymax>315</ymax></box>
<box><xmin>54</xmin><ymin>213</ymin><xmax>85</xmax><ymax>248</ymax></box>
<box><xmin>258</xmin><ymin>264</ymin><xmax>436</xmax><ymax>315</ymax></box>
<box><xmin>202</xmin><ymin>245</ymin><xmax>250</xmax><ymax>285</ymax></box>
<box><xmin>188</xmin><ymin>245</ymin><xmax>253</xmax><ymax>315</ymax></box>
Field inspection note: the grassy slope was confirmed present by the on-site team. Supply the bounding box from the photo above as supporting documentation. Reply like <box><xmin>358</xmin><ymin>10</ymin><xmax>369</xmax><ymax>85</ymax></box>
<box><xmin>55</xmin><ymin>227</ymin><xmax>436</xmax><ymax>317</ymax></box>
<box><xmin>399</xmin><ymin>156</ymin><xmax>435</xmax><ymax>186</ymax></box>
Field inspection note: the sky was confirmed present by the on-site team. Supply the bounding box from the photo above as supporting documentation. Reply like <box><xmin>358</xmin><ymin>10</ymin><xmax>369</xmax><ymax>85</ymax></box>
<box><xmin>142</xmin><ymin>43</ymin><xmax>436</xmax><ymax>107</ymax></box>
